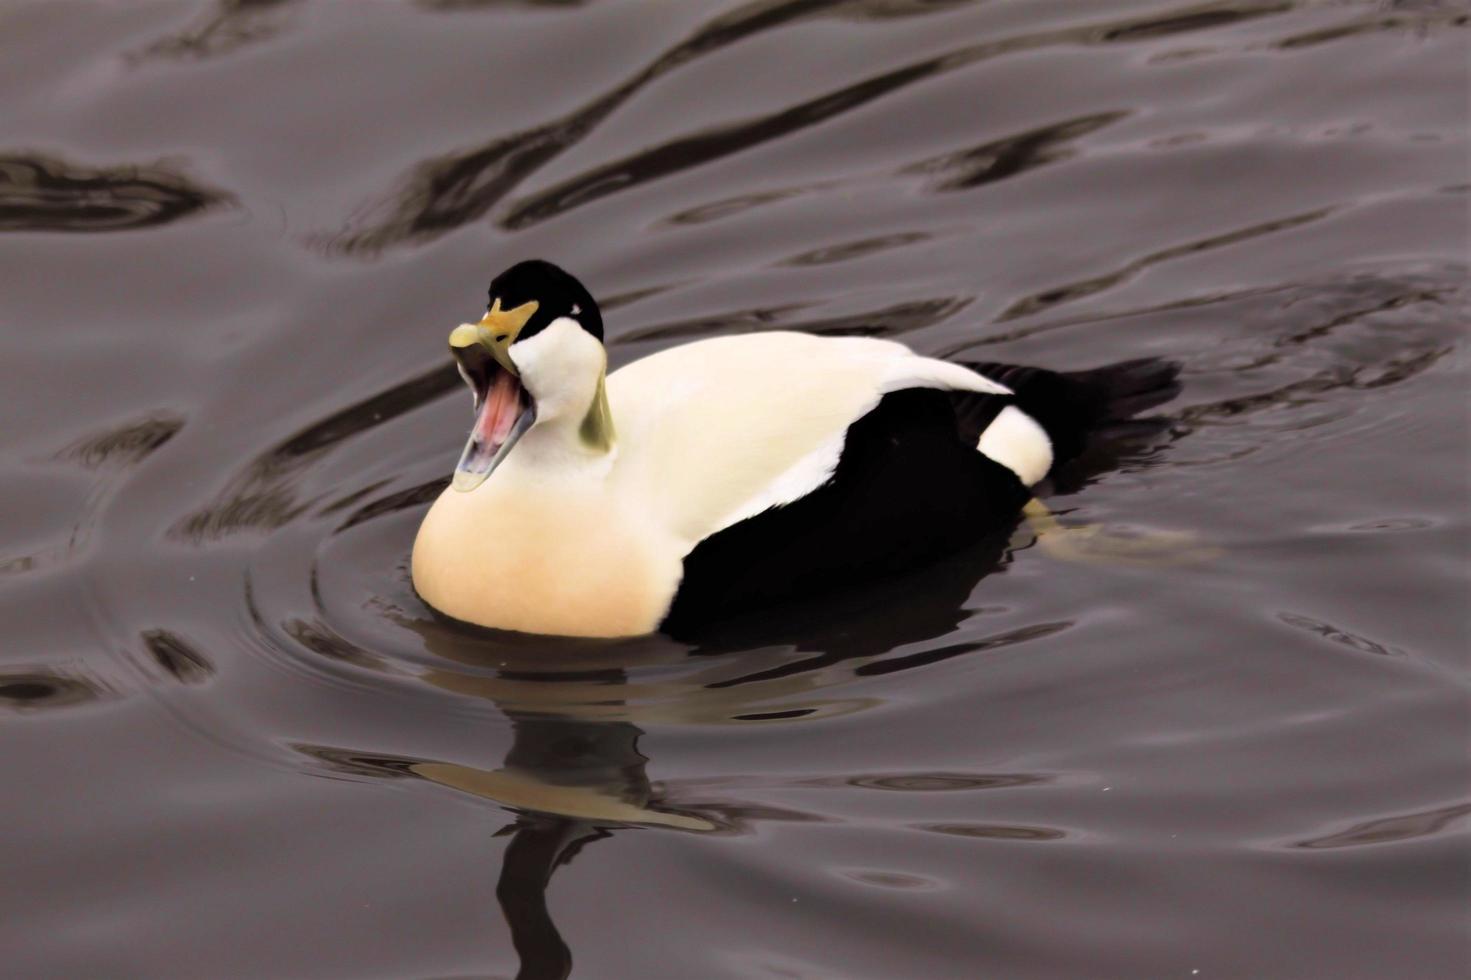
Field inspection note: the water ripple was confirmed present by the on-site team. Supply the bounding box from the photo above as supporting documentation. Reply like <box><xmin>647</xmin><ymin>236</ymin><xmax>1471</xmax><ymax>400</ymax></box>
<box><xmin>0</xmin><ymin>154</ymin><xmax>233</xmax><ymax>233</ymax></box>
<box><xmin>130</xmin><ymin>0</ymin><xmax>303</xmax><ymax>63</ymax></box>
<box><xmin>59</xmin><ymin>414</ymin><xmax>184</xmax><ymax>469</ymax></box>
<box><xmin>139</xmin><ymin>629</ymin><xmax>217</xmax><ymax>685</ymax></box>
<box><xmin>1293</xmin><ymin>802</ymin><xmax>1471</xmax><ymax>849</ymax></box>
<box><xmin>1276</xmin><ymin>612</ymin><xmax>1406</xmax><ymax>658</ymax></box>
<box><xmin>0</xmin><ymin>667</ymin><xmax>115</xmax><ymax>714</ymax></box>
<box><xmin>996</xmin><ymin>208</ymin><xmax>1335</xmax><ymax>322</ymax></box>
<box><xmin>327</xmin><ymin>0</ymin><xmax>1300</xmax><ymax>251</ymax></box>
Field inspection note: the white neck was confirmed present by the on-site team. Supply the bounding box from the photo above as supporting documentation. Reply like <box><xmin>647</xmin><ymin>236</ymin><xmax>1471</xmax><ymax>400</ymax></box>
<box><xmin>504</xmin><ymin>316</ymin><xmax>616</xmax><ymax>479</ymax></box>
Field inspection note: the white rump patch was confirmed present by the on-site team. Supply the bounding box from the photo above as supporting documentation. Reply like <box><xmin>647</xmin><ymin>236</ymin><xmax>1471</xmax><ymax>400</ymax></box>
<box><xmin>978</xmin><ymin>406</ymin><xmax>1053</xmax><ymax>486</ymax></box>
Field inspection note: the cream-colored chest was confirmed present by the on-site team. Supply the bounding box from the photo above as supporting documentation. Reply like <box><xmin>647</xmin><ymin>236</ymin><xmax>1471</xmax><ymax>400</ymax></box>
<box><xmin>411</xmin><ymin>477</ymin><xmax>682</xmax><ymax>638</ymax></box>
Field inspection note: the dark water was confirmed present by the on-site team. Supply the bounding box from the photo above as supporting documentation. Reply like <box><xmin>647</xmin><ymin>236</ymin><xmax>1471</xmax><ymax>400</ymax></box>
<box><xmin>2</xmin><ymin>1</ymin><xmax>1467</xmax><ymax>977</ymax></box>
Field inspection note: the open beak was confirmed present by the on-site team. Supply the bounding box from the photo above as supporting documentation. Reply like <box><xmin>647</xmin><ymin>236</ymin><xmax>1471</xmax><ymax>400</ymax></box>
<box><xmin>448</xmin><ymin>299</ymin><xmax>539</xmax><ymax>492</ymax></box>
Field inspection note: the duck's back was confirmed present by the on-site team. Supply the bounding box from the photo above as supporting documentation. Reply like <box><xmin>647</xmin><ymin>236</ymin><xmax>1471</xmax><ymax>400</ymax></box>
<box><xmin>606</xmin><ymin>332</ymin><xmax>1008</xmax><ymax>547</ymax></box>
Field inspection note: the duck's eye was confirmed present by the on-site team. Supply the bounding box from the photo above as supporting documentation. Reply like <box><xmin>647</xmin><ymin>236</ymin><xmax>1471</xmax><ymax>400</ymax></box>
<box><xmin>571</xmin><ymin>303</ymin><xmax>581</xmax><ymax>317</ymax></box>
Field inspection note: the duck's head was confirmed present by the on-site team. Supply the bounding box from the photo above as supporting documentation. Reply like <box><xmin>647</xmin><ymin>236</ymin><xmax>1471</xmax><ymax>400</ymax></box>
<box><xmin>447</xmin><ymin>260</ymin><xmax>613</xmax><ymax>492</ymax></box>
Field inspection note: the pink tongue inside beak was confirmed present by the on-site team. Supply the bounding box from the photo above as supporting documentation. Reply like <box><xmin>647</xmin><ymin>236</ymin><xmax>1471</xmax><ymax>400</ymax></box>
<box><xmin>454</xmin><ymin>364</ymin><xmax>533</xmax><ymax>492</ymax></box>
<box><xmin>476</xmin><ymin>369</ymin><xmax>524</xmax><ymax>447</ymax></box>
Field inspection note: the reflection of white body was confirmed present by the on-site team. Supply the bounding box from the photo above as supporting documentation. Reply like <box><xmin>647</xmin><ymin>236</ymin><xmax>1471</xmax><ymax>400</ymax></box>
<box><xmin>413</xmin><ymin>325</ymin><xmax>1044</xmax><ymax>638</ymax></box>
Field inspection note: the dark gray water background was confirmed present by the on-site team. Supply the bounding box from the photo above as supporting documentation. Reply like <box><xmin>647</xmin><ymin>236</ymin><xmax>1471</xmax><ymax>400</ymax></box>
<box><xmin>1</xmin><ymin>1</ymin><xmax>1467</xmax><ymax>977</ymax></box>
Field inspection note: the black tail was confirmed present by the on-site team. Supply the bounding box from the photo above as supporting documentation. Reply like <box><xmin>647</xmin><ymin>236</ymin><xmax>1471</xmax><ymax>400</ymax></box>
<box><xmin>959</xmin><ymin>357</ymin><xmax>1182</xmax><ymax>474</ymax></box>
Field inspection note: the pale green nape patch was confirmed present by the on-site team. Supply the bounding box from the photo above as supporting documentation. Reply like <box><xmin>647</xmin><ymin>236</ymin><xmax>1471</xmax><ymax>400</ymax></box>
<box><xmin>579</xmin><ymin>374</ymin><xmax>616</xmax><ymax>451</ymax></box>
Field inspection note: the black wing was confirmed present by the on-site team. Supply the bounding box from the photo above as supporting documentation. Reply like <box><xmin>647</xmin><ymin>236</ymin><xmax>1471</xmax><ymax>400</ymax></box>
<box><xmin>663</xmin><ymin>387</ymin><xmax>1029</xmax><ymax>633</ymax></box>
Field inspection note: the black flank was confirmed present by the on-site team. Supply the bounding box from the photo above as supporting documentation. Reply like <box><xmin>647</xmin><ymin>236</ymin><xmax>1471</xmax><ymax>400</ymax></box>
<box><xmin>663</xmin><ymin>358</ymin><xmax>1180</xmax><ymax>632</ymax></box>
<box><xmin>663</xmin><ymin>388</ymin><xmax>1030</xmax><ymax>633</ymax></box>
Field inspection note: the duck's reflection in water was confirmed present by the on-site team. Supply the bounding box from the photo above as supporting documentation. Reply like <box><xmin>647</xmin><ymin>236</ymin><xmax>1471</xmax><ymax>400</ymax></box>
<box><xmin>493</xmin><ymin>816</ymin><xmax>597</xmax><ymax>980</ymax></box>
<box><xmin>417</xmin><ymin>712</ymin><xmax>711</xmax><ymax>833</ymax></box>
<box><xmin>287</xmin><ymin>531</ymin><xmax>1000</xmax><ymax>977</ymax></box>
<box><xmin>365</xmin><ymin>525</ymin><xmax>1028</xmax><ymax>979</ymax></box>
<box><xmin>417</xmin><ymin>707</ymin><xmax>709</xmax><ymax>980</ymax></box>
<box><xmin>301</xmin><ymin>688</ymin><xmax>719</xmax><ymax>979</ymax></box>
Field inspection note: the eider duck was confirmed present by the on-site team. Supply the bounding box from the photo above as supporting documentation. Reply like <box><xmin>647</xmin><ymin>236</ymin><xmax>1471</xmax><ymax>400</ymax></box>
<box><xmin>412</xmin><ymin>260</ymin><xmax>1179</xmax><ymax>638</ymax></box>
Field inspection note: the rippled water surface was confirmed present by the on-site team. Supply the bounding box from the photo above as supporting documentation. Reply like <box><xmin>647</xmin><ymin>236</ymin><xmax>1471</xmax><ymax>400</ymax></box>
<box><xmin>2</xmin><ymin>2</ymin><xmax>1468</xmax><ymax>977</ymax></box>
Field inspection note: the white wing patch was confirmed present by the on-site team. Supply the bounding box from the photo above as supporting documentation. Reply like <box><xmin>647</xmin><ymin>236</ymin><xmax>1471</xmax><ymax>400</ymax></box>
<box><xmin>702</xmin><ymin>351</ymin><xmax>1018</xmax><ymax>536</ymax></box>
<box><xmin>978</xmin><ymin>405</ymin><xmax>1053</xmax><ymax>486</ymax></box>
<box><xmin>713</xmin><ymin>428</ymin><xmax>847</xmax><ymax>532</ymax></box>
<box><xmin>880</xmin><ymin>355</ymin><xmax>1012</xmax><ymax>398</ymax></box>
